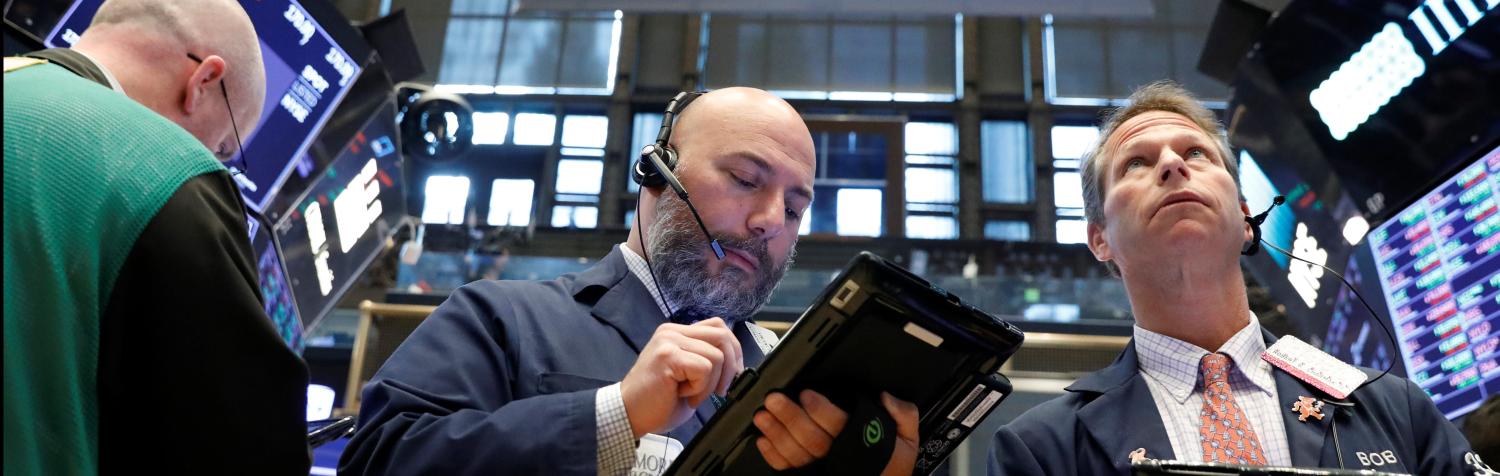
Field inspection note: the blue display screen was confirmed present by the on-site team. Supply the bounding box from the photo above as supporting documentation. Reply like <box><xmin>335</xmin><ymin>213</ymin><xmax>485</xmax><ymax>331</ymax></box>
<box><xmin>1366</xmin><ymin>146</ymin><xmax>1500</xmax><ymax>419</ymax></box>
<box><xmin>44</xmin><ymin>0</ymin><xmax>362</xmax><ymax>212</ymax></box>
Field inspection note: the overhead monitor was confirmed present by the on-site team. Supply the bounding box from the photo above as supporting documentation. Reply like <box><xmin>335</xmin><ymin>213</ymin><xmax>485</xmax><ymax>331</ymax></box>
<box><xmin>1245</xmin><ymin>0</ymin><xmax>1498</xmax><ymax>216</ymax></box>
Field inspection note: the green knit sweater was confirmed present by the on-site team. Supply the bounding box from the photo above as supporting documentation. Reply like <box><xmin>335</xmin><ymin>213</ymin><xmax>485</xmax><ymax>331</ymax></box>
<box><xmin>4</xmin><ymin>62</ymin><xmax>225</xmax><ymax>475</ymax></box>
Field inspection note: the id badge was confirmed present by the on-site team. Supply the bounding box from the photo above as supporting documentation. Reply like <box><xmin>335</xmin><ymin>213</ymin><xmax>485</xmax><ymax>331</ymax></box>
<box><xmin>632</xmin><ymin>433</ymin><xmax>684</xmax><ymax>476</ymax></box>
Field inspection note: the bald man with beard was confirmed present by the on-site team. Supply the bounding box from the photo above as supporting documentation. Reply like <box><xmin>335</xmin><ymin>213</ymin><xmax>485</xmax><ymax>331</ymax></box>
<box><xmin>340</xmin><ymin>88</ymin><xmax>920</xmax><ymax>475</ymax></box>
<box><xmin>4</xmin><ymin>0</ymin><xmax>309</xmax><ymax>474</ymax></box>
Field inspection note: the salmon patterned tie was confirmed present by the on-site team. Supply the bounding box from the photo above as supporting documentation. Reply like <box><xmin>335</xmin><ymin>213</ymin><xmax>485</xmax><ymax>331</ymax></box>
<box><xmin>1198</xmin><ymin>353</ymin><xmax>1267</xmax><ymax>465</ymax></box>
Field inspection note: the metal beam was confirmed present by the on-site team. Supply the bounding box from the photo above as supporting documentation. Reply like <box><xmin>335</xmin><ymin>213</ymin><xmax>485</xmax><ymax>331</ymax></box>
<box><xmin>957</xmin><ymin>15</ymin><xmax>982</xmax><ymax>239</ymax></box>
<box><xmin>515</xmin><ymin>0</ymin><xmax>1155</xmax><ymax>18</ymax></box>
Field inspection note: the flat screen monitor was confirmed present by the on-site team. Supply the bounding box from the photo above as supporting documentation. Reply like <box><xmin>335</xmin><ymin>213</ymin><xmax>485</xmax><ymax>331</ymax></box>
<box><xmin>36</xmin><ymin>0</ymin><xmax>367</xmax><ymax>212</ymax></box>
<box><xmin>275</xmin><ymin>99</ymin><xmax>406</xmax><ymax>331</ymax></box>
<box><xmin>1365</xmin><ymin>145</ymin><xmax>1500</xmax><ymax>419</ymax></box>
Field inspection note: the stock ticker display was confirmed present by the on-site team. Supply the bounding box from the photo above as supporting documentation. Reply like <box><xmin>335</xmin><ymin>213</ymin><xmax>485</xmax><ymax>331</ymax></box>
<box><xmin>1367</xmin><ymin>147</ymin><xmax>1500</xmax><ymax>419</ymax></box>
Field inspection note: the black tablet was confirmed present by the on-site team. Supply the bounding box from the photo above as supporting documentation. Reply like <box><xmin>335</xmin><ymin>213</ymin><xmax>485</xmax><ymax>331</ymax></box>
<box><xmin>666</xmin><ymin>252</ymin><xmax>1026</xmax><ymax>475</ymax></box>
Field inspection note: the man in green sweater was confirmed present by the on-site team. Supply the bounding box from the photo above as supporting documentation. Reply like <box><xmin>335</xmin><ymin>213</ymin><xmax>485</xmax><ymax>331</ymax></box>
<box><xmin>3</xmin><ymin>0</ymin><xmax>310</xmax><ymax>473</ymax></box>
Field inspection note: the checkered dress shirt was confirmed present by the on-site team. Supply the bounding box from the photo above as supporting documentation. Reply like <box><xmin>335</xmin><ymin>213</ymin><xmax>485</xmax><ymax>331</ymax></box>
<box><xmin>1134</xmin><ymin>316</ymin><xmax>1292</xmax><ymax>466</ymax></box>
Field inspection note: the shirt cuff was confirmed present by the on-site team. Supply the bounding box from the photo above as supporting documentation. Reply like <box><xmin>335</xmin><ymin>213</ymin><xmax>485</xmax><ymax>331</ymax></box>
<box><xmin>596</xmin><ymin>382</ymin><xmax>636</xmax><ymax>476</ymax></box>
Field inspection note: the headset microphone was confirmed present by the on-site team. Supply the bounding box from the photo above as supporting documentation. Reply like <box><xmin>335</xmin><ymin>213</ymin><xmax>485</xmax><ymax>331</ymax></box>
<box><xmin>632</xmin><ymin>91</ymin><xmax>731</xmax><ymax>325</ymax></box>
<box><xmin>635</xmin><ymin>91</ymin><xmax>725</xmax><ymax>261</ymax></box>
<box><xmin>1243</xmin><ymin>194</ymin><xmax>1397</xmax><ymax>393</ymax></box>
<box><xmin>1241</xmin><ymin>195</ymin><xmax>1285</xmax><ymax>256</ymax></box>
<box><xmin>640</xmin><ymin>144</ymin><xmax>726</xmax><ymax>261</ymax></box>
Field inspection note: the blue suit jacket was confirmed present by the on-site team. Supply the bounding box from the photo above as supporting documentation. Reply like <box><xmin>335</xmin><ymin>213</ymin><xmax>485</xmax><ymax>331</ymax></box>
<box><xmin>339</xmin><ymin>247</ymin><xmax>766</xmax><ymax>475</ymax></box>
<box><xmin>988</xmin><ymin>330</ymin><xmax>1477</xmax><ymax>475</ymax></box>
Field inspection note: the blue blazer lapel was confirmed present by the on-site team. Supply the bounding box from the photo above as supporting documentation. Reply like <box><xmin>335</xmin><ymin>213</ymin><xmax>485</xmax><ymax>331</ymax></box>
<box><xmin>1070</xmin><ymin>340</ymin><xmax>1177</xmax><ymax>471</ymax></box>
<box><xmin>1261</xmin><ymin>330</ymin><xmax>1334</xmax><ymax>468</ymax></box>
<box><xmin>575</xmin><ymin>247</ymin><xmax>663</xmax><ymax>354</ymax></box>
<box><xmin>734</xmin><ymin>321</ymin><xmax>768</xmax><ymax>368</ymax></box>
<box><xmin>1270</xmin><ymin>365</ymin><xmax>1333</xmax><ymax>467</ymax></box>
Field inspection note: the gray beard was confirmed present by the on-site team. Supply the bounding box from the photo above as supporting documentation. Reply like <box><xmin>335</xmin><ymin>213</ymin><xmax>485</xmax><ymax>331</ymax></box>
<box><xmin>644</xmin><ymin>192</ymin><xmax>794</xmax><ymax>324</ymax></box>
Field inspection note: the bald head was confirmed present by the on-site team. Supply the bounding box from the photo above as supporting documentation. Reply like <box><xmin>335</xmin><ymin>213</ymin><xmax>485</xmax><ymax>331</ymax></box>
<box><xmin>671</xmin><ymin>87</ymin><xmax>816</xmax><ymax>174</ymax></box>
<box><xmin>73</xmin><ymin>0</ymin><xmax>265</xmax><ymax>160</ymax></box>
<box><xmin>628</xmin><ymin>87</ymin><xmax>815</xmax><ymax>323</ymax></box>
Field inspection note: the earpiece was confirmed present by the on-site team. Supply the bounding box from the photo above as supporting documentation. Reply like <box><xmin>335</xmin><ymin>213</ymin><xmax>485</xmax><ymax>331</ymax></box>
<box><xmin>1241</xmin><ymin>195</ymin><xmax>1285</xmax><ymax>256</ymax></box>
<box><xmin>632</xmin><ymin>91</ymin><xmax>703</xmax><ymax>189</ymax></box>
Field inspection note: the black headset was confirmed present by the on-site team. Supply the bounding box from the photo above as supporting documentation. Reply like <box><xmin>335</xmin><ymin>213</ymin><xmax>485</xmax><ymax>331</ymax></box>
<box><xmin>631</xmin><ymin>91</ymin><xmax>725</xmax><ymax>261</ymax></box>
<box><xmin>632</xmin><ymin>91</ymin><xmax>701</xmax><ymax>189</ymax></box>
<box><xmin>1241</xmin><ymin>195</ymin><xmax>1285</xmax><ymax>256</ymax></box>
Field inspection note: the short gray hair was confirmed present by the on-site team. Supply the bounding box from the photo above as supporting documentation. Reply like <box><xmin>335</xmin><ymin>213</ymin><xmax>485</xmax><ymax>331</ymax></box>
<box><xmin>1079</xmin><ymin>80</ymin><xmax>1239</xmax><ymax>275</ymax></box>
<box><xmin>88</xmin><ymin>0</ymin><xmax>266</xmax><ymax>125</ymax></box>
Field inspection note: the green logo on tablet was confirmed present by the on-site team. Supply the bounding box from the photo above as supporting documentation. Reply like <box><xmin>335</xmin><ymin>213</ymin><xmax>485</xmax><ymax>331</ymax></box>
<box><xmin>864</xmin><ymin>419</ymin><xmax>884</xmax><ymax>446</ymax></box>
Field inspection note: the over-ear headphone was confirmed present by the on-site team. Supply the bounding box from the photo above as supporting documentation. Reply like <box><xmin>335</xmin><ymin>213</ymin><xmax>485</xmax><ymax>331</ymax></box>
<box><xmin>632</xmin><ymin>91</ymin><xmax>703</xmax><ymax>189</ymax></box>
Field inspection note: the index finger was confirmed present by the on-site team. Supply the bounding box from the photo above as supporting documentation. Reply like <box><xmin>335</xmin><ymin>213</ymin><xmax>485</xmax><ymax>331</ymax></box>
<box><xmin>682</xmin><ymin>319</ymin><xmax>744</xmax><ymax>390</ymax></box>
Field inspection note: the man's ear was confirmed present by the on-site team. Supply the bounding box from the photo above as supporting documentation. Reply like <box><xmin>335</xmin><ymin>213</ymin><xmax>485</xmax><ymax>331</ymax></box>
<box><xmin>1086</xmin><ymin>221</ymin><xmax>1112</xmax><ymax>263</ymax></box>
<box><xmin>182</xmin><ymin>55</ymin><xmax>226</xmax><ymax>115</ymax></box>
<box><xmin>1240</xmin><ymin>199</ymin><xmax>1254</xmax><ymax>245</ymax></box>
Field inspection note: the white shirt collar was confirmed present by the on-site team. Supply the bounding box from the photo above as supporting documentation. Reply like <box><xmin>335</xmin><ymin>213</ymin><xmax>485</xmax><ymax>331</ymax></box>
<box><xmin>1134</xmin><ymin>313</ymin><xmax>1277</xmax><ymax>403</ymax></box>
<box><xmin>71</xmin><ymin>49</ymin><xmax>124</xmax><ymax>92</ymax></box>
<box><xmin>617</xmin><ymin>243</ymin><xmax>671</xmax><ymax>319</ymax></box>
